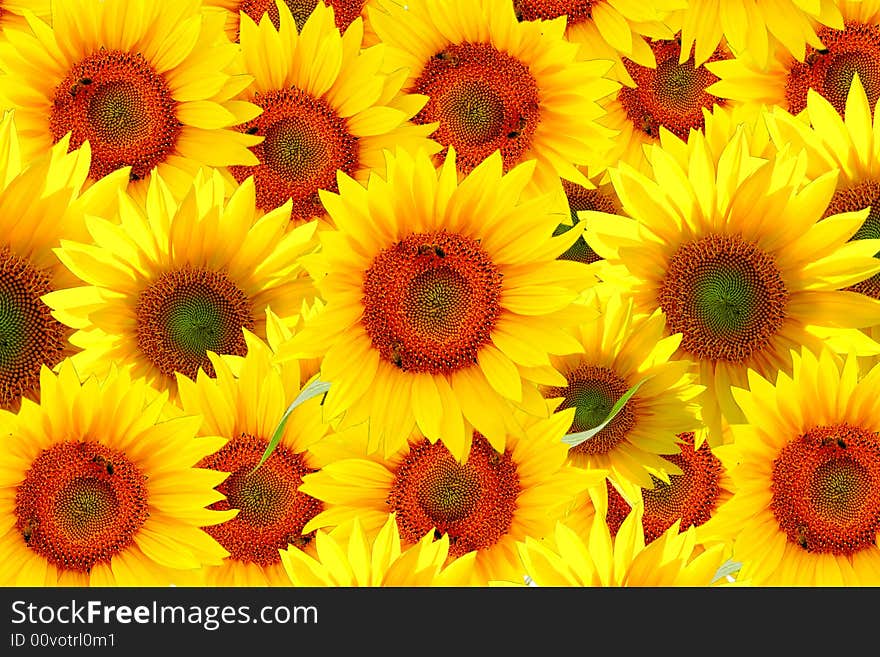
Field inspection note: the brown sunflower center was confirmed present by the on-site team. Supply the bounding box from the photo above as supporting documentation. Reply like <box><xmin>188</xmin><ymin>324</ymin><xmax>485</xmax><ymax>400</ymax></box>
<box><xmin>512</xmin><ymin>0</ymin><xmax>595</xmax><ymax>24</ymax></box>
<box><xmin>387</xmin><ymin>434</ymin><xmax>520</xmax><ymax>558</ymax></box>
<box><xmin>199</xmin><ymin>433</ymin><xmax>322</xmax><ymax>564</ymax></box>
<box><xmin>49</xmin><ymin>49</ymin><xmax>181</xmax><ymax>182</ymax></box>
<box><xmin>545</xmin><ymin>364</ymin><xmax>636</xmax><ymax>456</ymax></box>
<box><xmin>0</xmin><ymin>249</ymin><xmax>68</xmax><ymax>410</ymax></box>
<box><xmin>135</xmin><ymin>267</ymin><xmax>254</xmax><ymax>381</ymax></box>
<box><xmin>15</xmin><ymin>441</ymin><xmax>149</xmax><ymax>572</ymax></box>
<box><xmin>659</xmin><ymin>234</ymin><xmax>789</xmax><ymax>362</ymax></box>
<box><xmin>361</xmin><ymin>232</ymin><xmax>503</xmax><ymax>374</ymax></box>
<box><xmin>231</xmin><ymin>88</ymin><xmax>359</xmax><ymax>221</ymax></box>
<box><xmin>771</xmin><ymin>424</ymin><xmax>880</xmax><ymax>555</ymax></box>
<box><xmin>238</xmin><ymin>0</ymin><xmax>365</xmax><ymax>31</ymax></box>
<box><xmin>824</xmin><ymin>180</ymin><xmax>880</xmax><ymax>299</ymax></box>
<box><xmin>618</xmin><ymin>37</ymin><xmax>727</xmax><ymax>139</ymax></box>
<box><xmin>553</xmin><ymin>180</ymin><xmax>615</xmax><ymax>264</ymax></box>
<box><xmin>412</xmin><ymin>42</ymin><xmax>540</xmax><ymax>174</ymax></box>
<box><xmin>786</xmin><ymin>22</ymin><xmax>880</xmax><ymax>116</ymax></box>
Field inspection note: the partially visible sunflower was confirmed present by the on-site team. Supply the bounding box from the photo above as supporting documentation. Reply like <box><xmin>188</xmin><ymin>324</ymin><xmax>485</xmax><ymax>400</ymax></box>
<box><xmin>511</xmin><ymin>0</ymin><xmax>685</xmax><ymax>87</ymax></box>
<box><xmin>510</xmin><ymin>492</ymin><xmax>729</xmax><ymax>586</ymax></box>
<box><xmin>0</xmin><ymin>0</ymin><xmax>261</xmax><ymax>198</ymax></box>
<box><xmin>205</xmin><ymin>0</ymin><xmax>380</xmax><ymax>43</ymax></box>
<box><xmin>585</xmin><ymin>128</ymin><xmax>880</xmax><ymax>445</ymax></box>
<box><xmin>176</xmin><ymin>316</ymin><xmax>332</xmax><ymax>586</ymax></box>
<box><xmin>298</xmin><ymin>412</ymin><xmax>605</xmax><ymax>584</ymax></box>
<box><xmin>226</xmin><ymin>1</ymin><xmax>437</xmax><ymax>223</ymax></box>
<box><xmin>703</xmin><ymin>348</ymin><xmax>880</xmax><ymax>585</ymax></box>
<box><xmin>676</xmin><ymin>0</ymin><xmax>844</xmax><ymax>67</ymax></box>
<box><xmin>280</xmin><ymin>514</ymin><xmax>477</xmax><ymax>586</ymax></box>
<box><xmin>706</xmin><ymin>1</ymin><xmax>880</xmax><ymax>119</ymax></box>
<box><xmin>0</xmin><ymin>113</ymin><xmax>128</xmax><ymax>411</ymax></box>
<box><xmin>0</xmin><ymin>361</ymin><xmax>233</xmax><ymax>586</ymax></box>
<box><xmin>369</xmin><ymin>0</ymin><xmax>619</xmax><ymax>192</ymax></box>
<box><xmin>45</xmin><ymin>169</ymin><xmax>318</xmax><ymax>398</ymax></box>
<box><xmin>563</xmin><ymin>432</ymin><xmax>735</xmax><ymax>547</ymax></box>
<box><xmin>282</xmin><ymin>148</ymin><xmax>596</xmax><ymax>460</ymax></box>
<box><xmin>542</xmin><ymin>291</ymin><xmax>703</xmax><ymax>489</ymax></box>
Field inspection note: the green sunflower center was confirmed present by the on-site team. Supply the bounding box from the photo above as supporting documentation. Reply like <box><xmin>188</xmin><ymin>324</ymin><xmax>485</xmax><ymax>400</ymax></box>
<box><xmin>15</xmin><ymin>441</ymin><xmax>149</xmax><ymax>573</ymax></box>
<box><xmin>653</xmin><ymin>57</ymin><xmax>705</xmax><ymax>113</ymax></box>
<box><xmin>200</xmin><ymin>433</ymin><xmax>323</xmax><ymax>564</ymax></box>
<box><xmin>0</xmin><ymin>249</ymin><xmax>67</xmax><ymax>410</ymax></box>
<box><xmin>136</xmin><ymin>267</ymin><xmax>254</xmax><ymax>381</ymax></box>
<box><xmin>262</xmin><ymin>117</ymin><xmax>329</xmax><ymax>183</ymax></box>
<box><xmin>361</xmin><ymin>232</ymin><xmax>503</xmax><ymax>374</ymax></box>
<box><xmin>824</xmin><ymin>181</ymin><xmax>880</xmax><ymax>299</ymax></box>
<box><xmin>771</xmin><ymin>424</ymin><xmax>880</xmax><ymax>555</ymax></box>
<box><xmin>659</xmin><ymin>234</ymin><xmax>789</xmax><ymax>363</ymax></box>
<box><xmin>444</xmin><ymin>81</ymin><xmax>507</xmax><ymax>146</ymax></box>
<box><xmin>417</xmin><ymin>459</ymin><xmax>482</xmax><ymax>523</ymax></box>
<box><xmin>546</xmin><ymin>364</ymin><xmax>636</xmax><ymax>456</ymax></box>
<box><xmin>87</xmin><ymin>81</ymin><xmax>151</xmax><ymax>145</ymax></box>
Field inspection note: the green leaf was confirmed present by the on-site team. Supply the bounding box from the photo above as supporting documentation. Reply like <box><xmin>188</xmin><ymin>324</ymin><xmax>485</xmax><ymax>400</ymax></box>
<box><xmin>711</xmin><ymin>559</ymin><xmax>743</xmax><ymax>583</ymax></box>
<box><xmin>561</xmin><ymin>376</ymin><xmax>652</xmax><ymax>448</ymax></box>
<box><xmin>251</xmin><ymin>378</ymin><xmax>331</xmax><ymax>473</ymax></box>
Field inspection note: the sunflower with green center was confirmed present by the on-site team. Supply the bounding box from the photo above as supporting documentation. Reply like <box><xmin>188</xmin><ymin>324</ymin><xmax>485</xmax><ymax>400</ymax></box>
<box><xmin>509</xmin><ymin>488</ymin><xmax>729</xmax><ymax>586</ymax></box>
<box><xmin>368</xmin><ymin>0</ymin><xmax>619</xmax><ymax>192</ymax></box>
<box><xmin>585</xmin><ymin>128</ymin><xmax>880</xmax><ymax>445</ymax></box>
<box><xmin>511</xmin><ymin>0</ymin><xmax>685</xmax><ymax>88</ymax></box>
<box><xmin>765</xmin><ymin>76</ymin><xmax>880</xmax><ymax>346</ymax></box>
<box><xmin>176</xmin><ymin>314</ymin><xmax>331</xmax><ymax>586</ymax></box>
<box><xmin>703</xmin><ymin>348</ymin><xmax>880</xmax><ymax>585</ymax></box>
<box><xmin>0</xmin><ymin>113</ymin><xmax>129</xmax><ymax>411</ymax></box>
<box><xmin>280</xmin><ymin>514</ymin><xmax>477</xmax><ymax>586</ymax></box>
<box><xmin>297</xmin><ymin>410</ymin><xmax>605</xmax><ymax>584</ymax></box>
<box><xmin>0</xmin><ymin>0</ymin><xmax>261</xmax><ymax>198</ymax></box>
<box><xmin>706</xmin><ymin>2</ymin><xmax>880</xmax><ymax>119</ymax></box>
<box><xmin>542</xmin><ymin>291</ymin><xmax>703</xmax><ymax>489</ymax></box>
<box><xmin>226</xmin><ymin>1</ymin><xmax>437</xmax><ymax>224</ymax></box>
<box><xmin>206</xmin><ymin>0</ymin><xmax>380</xmax><ymax>43</ymax></box>
<box><xmin>45</xmin><ymin>169</ymin><xmax>318</xmax><ymax>398</ymax></box>
<box><xmin>0</xmin><ymin>361</ymin><xmax>233</xmax><ymax>586</ymax></box>
<box><xmin>675</xmin><ymin>0</ymin><xmax>844</xmax><ymax>67</ymax></box>
<box><xmin>282</xmin><ymin>148</ymin><xmax>596</xmax><ymax>460</ymax></box>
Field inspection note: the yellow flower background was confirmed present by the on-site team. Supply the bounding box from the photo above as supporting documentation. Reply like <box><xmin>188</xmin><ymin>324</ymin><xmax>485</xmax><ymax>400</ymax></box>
<box><xmin>2</xmin><ymin>0</ymin><xmax>880</xmax><ymax>588</ymax></box>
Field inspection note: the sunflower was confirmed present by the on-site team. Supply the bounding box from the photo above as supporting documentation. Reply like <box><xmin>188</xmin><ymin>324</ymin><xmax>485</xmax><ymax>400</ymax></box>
<box><xmin>597</xmin><ymin>21</ymin><xmax>733</xmax><ymax>175</ymax></box>
<box><xmin>282</xmin><ymin>148</ymin><xmax>597</xmax><ymax>460</ymax></box>
<box><xmin>764</xmin><ymin>77</ymin><xmax>880</xmax><ymax>348</ymax></box>
<box><xmin>205</xmin><ymin>0</ymin><xmax>380</xmax><ymax>44</ymax></box>
<box><xmin>703</xmin><ymin>348</ymin><xmax>880</xmax><ymax>586</ymax></box>
<box><xmin>0</xmin><ymin>112</ymin><xmax>128</xmax><ymax>412</ymax></box>
<box><xmin>542</xmin><ymin>290</ymin><xmax>703</xmax><ymax>489</ymax></box>
<box><xmin>563</xmin><ymin>432</ymin><xmax>735</xmax><ymax>548</ymax></box>
<box><xmin>368</xmin><ymin>0</ymin><xmax>619</xmax><ymax>192</ymax></box>
<box><xmin>0</xmin><ymin>0</ymin><xmax>261</xmax><ymax>198</ymax></box>
<box><xmin>44</xmin><ymin>169</ymin><xmax>318</xmax><ymax>398</ymax></box>
<box><xmin>706</xmin><ymin>1</ymin><xmax>880</xmax><ymax>119</ymax></box>
<box><xmin>511</xmin><ymin>492</ymin><xmax>729</xmax><ymax>586</ymax></box>
<box><xmin>676</xmin><ymin>0</ymin><xmax>844</xmax><ymax>67</ymax></box>
<box><xmin>225</xmin><ymin>1</ymin><xmax>437</xmax><ymax>224</ymax></box>
<box><xmin>176</xmin><ymin>315</ymin><xmax>331</xmax><ymax>586</ymax></box>
<box><xmin>585</xmin><ymin>128</ymin><xmax>880</xmax><ymax>445</ymax></box>
<box><xmin>298</xmin><ymin>412</ymin><xmax>605</xmax><ymax>584</ymax></box>
<box><xmin>511</xmin><ymin>0</ymin><xmax>684</xmax><ymax>88</ymax></box>
<box><xmin>0</xmin><ymin>360</ymin><xmax>233</xmax><ymax>586</ymax></box>
<box><xmin>280</xmin><ymin>514</ymin><xmax>477</xmax><ymax>586</ymax></box>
